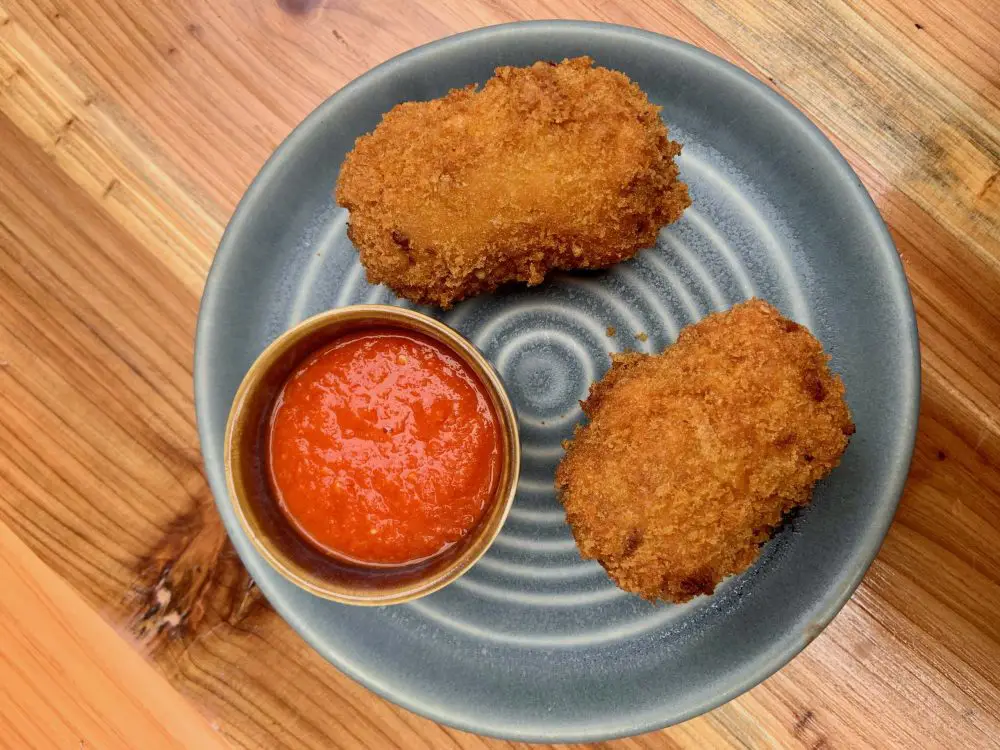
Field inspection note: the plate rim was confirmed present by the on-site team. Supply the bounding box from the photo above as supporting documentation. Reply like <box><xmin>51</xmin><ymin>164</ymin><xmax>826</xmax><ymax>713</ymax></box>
<box><xmin>194</xmin><ymin>19</ymin><xmax>921</xmax><ymax>742</ymax></box>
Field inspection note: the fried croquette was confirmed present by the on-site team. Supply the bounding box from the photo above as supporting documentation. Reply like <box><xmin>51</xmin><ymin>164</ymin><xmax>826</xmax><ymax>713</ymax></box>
<box><xmin>335</xmin><ymin>57</ymin><xmax>690</xmax><ymax>308</ymax></box>
<box><xmin>555</xmin><ymin>299</ymin><xmax>855</xmax><ymax>603</ymax></box>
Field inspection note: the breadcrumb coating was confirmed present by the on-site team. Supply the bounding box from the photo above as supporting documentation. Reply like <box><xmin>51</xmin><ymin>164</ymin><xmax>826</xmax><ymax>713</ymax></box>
<box><xmin>335</xmin><ymin>57</ymin><xmax>690</xmax><ymax>308</ymax></box>
<box><xmin>555</xmin><ymin>299</ymin><xmax>855</xmax><ymax>603</ymax></box>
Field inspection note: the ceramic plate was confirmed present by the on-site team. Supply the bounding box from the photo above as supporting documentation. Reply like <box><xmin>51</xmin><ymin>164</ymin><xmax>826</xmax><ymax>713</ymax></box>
<box><xmin>195</xmin><ymin>21</ymin><xmax>919</xmax><ymax>742</ymax></box>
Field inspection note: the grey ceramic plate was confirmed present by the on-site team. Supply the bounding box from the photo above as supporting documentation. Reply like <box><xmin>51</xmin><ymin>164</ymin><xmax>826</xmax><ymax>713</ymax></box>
<box><xmin>195</xmin><ymin>21</ymin><xmax>919</xmax><ymax>742</ymax></box>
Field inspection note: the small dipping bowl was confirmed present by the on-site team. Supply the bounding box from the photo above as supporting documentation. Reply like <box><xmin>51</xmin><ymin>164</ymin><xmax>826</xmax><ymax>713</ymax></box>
<box><xmin>224</xmin><ymin>305</ymin><xmax>520</xmax><ymax>605</ymax></box>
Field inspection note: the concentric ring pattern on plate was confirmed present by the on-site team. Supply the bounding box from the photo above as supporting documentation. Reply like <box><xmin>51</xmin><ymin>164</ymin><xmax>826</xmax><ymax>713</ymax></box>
<box><xmin>195</xmin><ymin>21</ymin><xmax>919</xmax><ymax>742</ymax></box>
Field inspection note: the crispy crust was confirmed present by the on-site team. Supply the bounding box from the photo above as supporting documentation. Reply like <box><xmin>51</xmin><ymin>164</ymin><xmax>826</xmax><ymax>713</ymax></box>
<box><xmin>555</xmin><ymin>300</ymin><xmax>855</xmax><ymax>603</ymax></box>
<box><xmin>335</xmin><ymin>57</ymin><xmax>690</xmax><ymax>308</ymax></box>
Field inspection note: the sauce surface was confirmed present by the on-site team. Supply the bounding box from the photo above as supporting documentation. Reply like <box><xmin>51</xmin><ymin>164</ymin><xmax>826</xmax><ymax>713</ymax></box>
<box><xmin>268</xmin><ymin>328</ymin><xmax>501</xmax><ymax>565</ymax></box>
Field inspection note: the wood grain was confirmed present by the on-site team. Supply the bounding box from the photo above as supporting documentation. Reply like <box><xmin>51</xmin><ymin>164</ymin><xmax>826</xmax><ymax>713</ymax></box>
<box><xmin>0</xmin><ymin>1</ymin><xmax>998</xmax><ymax>748</ymax></box>
<box><xmin>0</xmin><ymin>518</ymin><xmax>232</xmax><ymax>750</ymax></box>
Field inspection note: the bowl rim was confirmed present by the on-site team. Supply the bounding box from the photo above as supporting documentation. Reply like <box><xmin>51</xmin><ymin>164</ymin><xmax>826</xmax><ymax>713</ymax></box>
<box><xmin>194</xmin><ymin>19</ymin><xmax>921</xmax><ymax>742</ymax></box>
<box><xmin>223</xmin><ymin>304</ymin><xmax>522</xmax><ymax>606</ymax></box>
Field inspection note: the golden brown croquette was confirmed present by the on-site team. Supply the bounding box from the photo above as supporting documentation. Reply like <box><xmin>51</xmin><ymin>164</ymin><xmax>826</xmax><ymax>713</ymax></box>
<box><xmin>555</xmin><ymin>299</ymin><xmax>854</xmax><ymax>603</ymax></box>
<box><xmin>335</xmin><ymin>57</ymin><xmax>689</xmax><ymax>308</ymax></box>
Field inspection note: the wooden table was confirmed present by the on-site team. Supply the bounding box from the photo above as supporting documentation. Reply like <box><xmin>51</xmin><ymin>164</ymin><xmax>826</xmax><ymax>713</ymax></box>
<box><xmin>0</xmin><ymin>2</ymin><xmax>997</xmax><ymax>748</ymax></box>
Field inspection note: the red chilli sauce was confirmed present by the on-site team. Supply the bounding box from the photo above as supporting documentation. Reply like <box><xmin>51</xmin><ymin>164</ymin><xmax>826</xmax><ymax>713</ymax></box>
<box><xmin>267</xmin><ymin>328</ymin><xmax>501</xmax><ymax>566</ymax></box>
